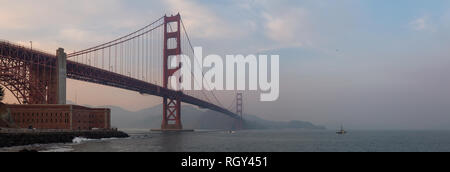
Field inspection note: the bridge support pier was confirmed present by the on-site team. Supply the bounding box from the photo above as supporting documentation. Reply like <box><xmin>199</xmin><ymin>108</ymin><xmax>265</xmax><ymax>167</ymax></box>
<box><xmin>56</xmin><ymin>48</ymin><xmax>67</xmax><ymax>105</ymax></box>
<box><xmin>161</xmin><ymin>96</ymin><xmax>182</xmax><ymax>130</ymax></box>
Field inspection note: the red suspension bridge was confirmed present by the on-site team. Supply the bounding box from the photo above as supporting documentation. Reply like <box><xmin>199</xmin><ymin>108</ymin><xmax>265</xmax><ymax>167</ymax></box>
<box><xmin>0</xmin><ymin>14</ymin><xmax>243</xmax><ymax>130</ymax></box>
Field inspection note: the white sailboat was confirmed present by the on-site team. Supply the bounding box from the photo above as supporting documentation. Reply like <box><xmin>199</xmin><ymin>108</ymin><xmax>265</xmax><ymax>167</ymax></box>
<box><xmin>336</xmin><ymin>124</ymin><xmax>347</xmax><ymax>135</ymax></box>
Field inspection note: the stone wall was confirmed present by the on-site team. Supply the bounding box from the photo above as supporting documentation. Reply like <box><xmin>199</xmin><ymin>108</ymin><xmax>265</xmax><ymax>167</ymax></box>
<box><xmin>0</xmin><ymin>130</ymin><xmax>129</xmax><ymax>148</ymax></box>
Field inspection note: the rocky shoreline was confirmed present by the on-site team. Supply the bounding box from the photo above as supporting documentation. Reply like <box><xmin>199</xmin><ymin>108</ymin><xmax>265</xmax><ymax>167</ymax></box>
<box><xmin>0</xmin><ymin>130</ymin><xmax>129</xmax><ymax>148</ymax></box>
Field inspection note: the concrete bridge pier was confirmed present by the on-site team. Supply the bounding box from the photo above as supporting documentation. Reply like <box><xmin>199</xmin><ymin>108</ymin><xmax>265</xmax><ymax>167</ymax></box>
<box><xmin>56</xmin><ymin>48</ymin><xmax>66</xmax><ymax>105</ymax></box>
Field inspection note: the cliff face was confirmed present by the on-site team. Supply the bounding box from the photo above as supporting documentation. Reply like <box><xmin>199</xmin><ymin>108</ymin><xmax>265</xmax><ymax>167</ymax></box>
<box><xmin>0</xmin><ymin>103</ymin><xmax>14</xmax><ymax>128</ymax></box>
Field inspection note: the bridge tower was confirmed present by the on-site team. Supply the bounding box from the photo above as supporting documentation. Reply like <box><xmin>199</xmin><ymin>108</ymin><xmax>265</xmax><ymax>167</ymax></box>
<box><xmin>161</xmin><ymin>14</ymin><xmax>183</xmax><ymax>130</ymax></box>
<box><xmin>236</xmin><ymin>93</ymin><xmax>243</xmax><ymax>130</ymax></box>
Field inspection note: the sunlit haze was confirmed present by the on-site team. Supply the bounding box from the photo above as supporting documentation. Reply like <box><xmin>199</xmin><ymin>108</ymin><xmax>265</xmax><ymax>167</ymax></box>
<box><xmin>2</xmin><ymin>0</ymin><xmax>450</xmax><ymax>130</ymax></box>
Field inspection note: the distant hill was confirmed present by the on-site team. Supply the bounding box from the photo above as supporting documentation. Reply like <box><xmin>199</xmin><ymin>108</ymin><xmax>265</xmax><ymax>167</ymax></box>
<box><xmin>89</xmin><ymin>104</ymin><xmax>326</xmax><ymax>130</ymax></box>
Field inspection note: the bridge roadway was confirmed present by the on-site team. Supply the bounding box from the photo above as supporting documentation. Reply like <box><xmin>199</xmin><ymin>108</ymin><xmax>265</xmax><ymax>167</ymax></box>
<box><xmin>0</xmin><ymin>41</ymin><xmax>240</xmax><ymax>119</ymax></box>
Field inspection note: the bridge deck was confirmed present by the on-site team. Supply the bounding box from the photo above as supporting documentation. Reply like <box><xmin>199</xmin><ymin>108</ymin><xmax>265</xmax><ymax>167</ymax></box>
<box><xmin>0</xmin><ymin>41</ymin><xmax>239</xmax><ymax>119</ymax></box>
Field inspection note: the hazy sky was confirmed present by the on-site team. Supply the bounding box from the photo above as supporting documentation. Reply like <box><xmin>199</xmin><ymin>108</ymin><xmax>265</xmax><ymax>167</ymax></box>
<box><xmin>1</xmin><ymin>0</ymin><xmax>450</xmax><ymax>130</ymax></box>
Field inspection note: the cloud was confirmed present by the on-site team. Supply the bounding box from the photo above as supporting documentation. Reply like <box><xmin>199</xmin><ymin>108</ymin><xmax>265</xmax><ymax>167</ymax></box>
<box><xmin>58</xmin><ymin>28</ymin><xmax>113</xmax><ymax>45</ymax></box>
<box><xmin>410</xmin><ymin>16</ymin><xmax>435</xmax><ymax>32</ymax></box>
<box><xmin>164</xmin><ymin>0</ymin><xmax>241</xmax><ymax>39</ymax></box>
<box><xmin>0</xmin><ymin>0</ymin><xmax>160</xmax><ymax>52</ymax></box>
<box><xmin>263</xmin><ymin>8</ymin><xmax>312</xmax><ymax>48</ymax></box>
<box><xmin>240</xmin><ymin>0</ymin><xmax>315</xmax><ymax>49</ymax></box>
<box><xmin>411</xmin><ymin>17</ymin><xmax>427</xmax><ymax>30</ymax></box>
<box><xmin>0</xmin><ymin>0</ymin><xmax>121</xmax><ymax>28</ymax></box>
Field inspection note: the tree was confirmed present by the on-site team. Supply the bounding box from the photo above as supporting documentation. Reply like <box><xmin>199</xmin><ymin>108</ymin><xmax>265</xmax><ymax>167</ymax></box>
<box><xmin>0</xmin><ymin>87</ymin><xmax>4</xmax><ymax>103</ymax></box>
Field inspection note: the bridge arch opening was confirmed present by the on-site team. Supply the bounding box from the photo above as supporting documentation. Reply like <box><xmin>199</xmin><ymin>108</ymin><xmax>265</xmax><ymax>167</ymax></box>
<box><xmin>0</xmin><ymin>85</ymin><xmax>21</xmax><ymax>104</ymax></box>
<box><xmin>0</xmin><ymin>52</ymin><xmax>50</xmax><ymax>105</ymax></box>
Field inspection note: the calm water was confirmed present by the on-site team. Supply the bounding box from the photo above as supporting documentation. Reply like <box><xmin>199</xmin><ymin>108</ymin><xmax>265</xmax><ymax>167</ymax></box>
<box><xmin>3</xmin><ymin>129</ymin><xmax>450</xmax><ymax>152</ymax></box>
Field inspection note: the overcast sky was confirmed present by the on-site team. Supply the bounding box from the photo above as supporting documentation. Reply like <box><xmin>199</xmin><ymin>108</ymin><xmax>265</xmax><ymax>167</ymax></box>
<box><xmin>1</xmin><ymin>0</ymin><xmax>450</xmax><ymax>130</ymax></box>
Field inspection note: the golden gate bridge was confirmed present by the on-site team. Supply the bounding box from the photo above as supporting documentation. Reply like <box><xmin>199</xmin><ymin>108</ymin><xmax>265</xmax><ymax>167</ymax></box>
<box><xmin>0</xmin><ymin>14</ymin><xmax>244</xmax><ymax>131</ymax></box>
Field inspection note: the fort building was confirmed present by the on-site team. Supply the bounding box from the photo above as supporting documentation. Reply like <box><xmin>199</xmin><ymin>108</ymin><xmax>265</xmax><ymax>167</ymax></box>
<box><xmin>3</xmin><ymin>104</ymin><xmax>111</xmax><ymax>131</ymax></box>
